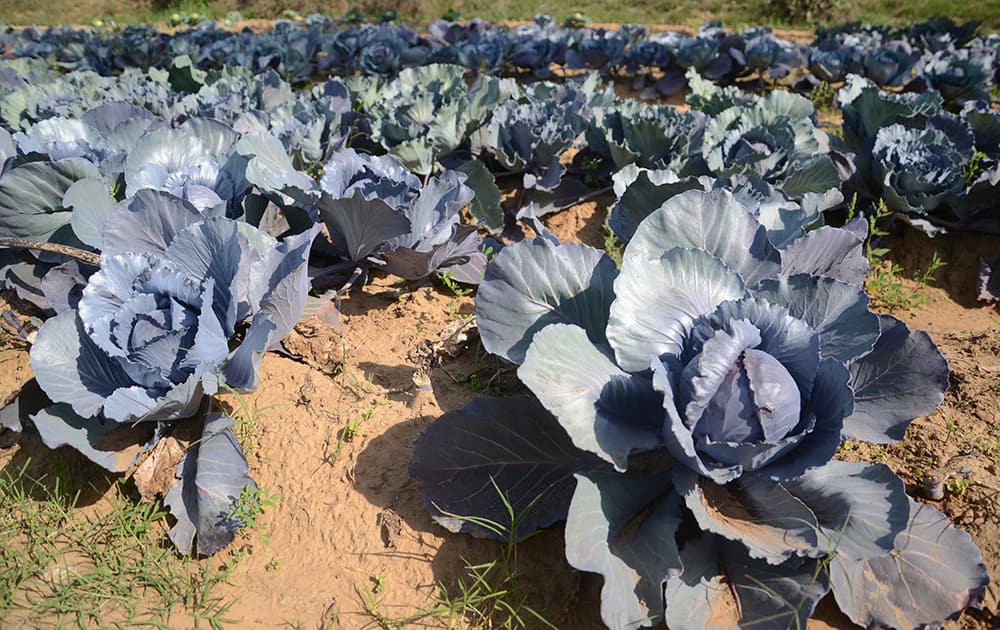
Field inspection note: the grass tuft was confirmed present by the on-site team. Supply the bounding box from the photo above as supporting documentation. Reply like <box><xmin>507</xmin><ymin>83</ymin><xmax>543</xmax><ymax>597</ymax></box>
<box><xmin>359</xmin><ymin>479</ymin><xmax>557</xmax><ymax>629</ymax></box>
<box><xmin>0</xmin><ymin>460</ymin><xmax>239</xmax><ymax>628</ymax></box>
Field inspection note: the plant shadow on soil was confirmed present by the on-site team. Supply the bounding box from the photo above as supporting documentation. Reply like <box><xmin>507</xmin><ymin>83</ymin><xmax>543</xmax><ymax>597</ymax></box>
<box><xmin>877</xmin><ymin>223</ymin><xmax>1000</xmax><ymax>312</ymax></box>
<box><xmin>353</xmin><ymin>408</ymin><xmax>606</xmax><ymax>629</ymax></box>
<box><xmin>0</xmin><ymin>431</ymin><xmax>121</xmax><ymax>508</ymax></box>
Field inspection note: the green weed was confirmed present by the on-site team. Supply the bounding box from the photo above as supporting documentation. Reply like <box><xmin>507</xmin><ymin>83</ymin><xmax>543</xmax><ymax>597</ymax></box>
<box><xmin>864</xmin><ymin>202</ymin><xmax>947</xmax><ymax>310</ymax></box>
<box><xmin>867</xmin><ymin>253</ymin><xmax>946</xmax><ymax>310</ymax></box>
<box><xmin>946</xmin><ymin>476</ymin><xmax>970</xmax><ymax>498</ymax></box>
<box><xmin>602</xmin><ymin>209</ymin><xmax>624</xmax><ymax>268</ymax></box>
<box><xmin>808</xmin><ymin>80</ymin><xmax>836</xmax><ymax>112</ymax></box>
<box><xmin>227</xmin><ymin>483</ymin><xmax>280</xmax><ymax>545</ymax></box>
<box><xmin>327</xmin><ymin>404</ymin><xmax>379</xmax><ymax>463</ymax></box>
<box><xmin>436</xmin><ymin>270</ymin><xmax>475</xmax><ymax>298</ymax></box>
<box><xmin>217</xmin><ymin>384</ymin><xmax>278</xmax><ymax>459</ymax></box>
<box><xmin>964</xmin><ymin>150</ymin><xmax>990</xmax><ymax>187</ymax></box>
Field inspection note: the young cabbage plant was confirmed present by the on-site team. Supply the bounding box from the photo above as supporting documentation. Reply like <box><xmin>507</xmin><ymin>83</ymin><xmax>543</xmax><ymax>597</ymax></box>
<box><xmin>835</xmin><ymin>79</ymin><xmax>1000</xmax><ymax>235</ymax></box>
<box><xmin>479</xmin><ymin>82</ymin><xmax>589</xmax><ymax>193</ymax></box>
<box><xmin>911</xmin><ymin>48</ymin><xmax>994</xmax><ymax>107</ymax></box>
<box><xmin>363</xmin><ymin>63</ymin><xmax>514</xmax><ymax>175</ymax></box>
<box><xmin>585</xmin><ymin>99</ymin><xmax>707</xmax><ymax>174</ymax></box>
<box><xmin>699</xmin><ymin>90</ymin><xmax>842</xmax><ymax>197</ymax></box>
<box><xmin>240</xmin><ymin>140</ymin><xmax>486</xmax><ymax>290</ymax></box>
<box><xmin>872</xmin><ymin>119</ymin><xmax>970</xmax><ymax>228</ymax></box>
<box><xmin>411</xmin><ymin>189</ymin><xmax>988</xmax><ymax>630</ymax></box>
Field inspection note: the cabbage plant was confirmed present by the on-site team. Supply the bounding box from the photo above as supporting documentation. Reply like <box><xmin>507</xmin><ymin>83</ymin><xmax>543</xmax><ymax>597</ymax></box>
<box><xmin>699</xmin><ymin>90</ymin><xmax>841</xmax><ymax>197</ymax></box>
<box><xmin>872</xmin><ymin>120</ymin><xmax>969</xmax><ymax>221</ymax></box>
<box><xmin>479</xmin><ymin>83</ymin><xmax>589</xmax><ymax>192</ymax></box>
<box><xmin>585</xmin><ymin>100</ymin><xmax>707</xmax><ymax>174</ymax></box>
<box><xmin>242</xmin><ymin>143</ymin><xmax>484</xmax><ymax>285</ymax></box>
<box><xmin>410</xmin><ymin>189</ymin><xmax>988</xmax><ymax>629</ymax></box>
<box><xmin>861</xmin><ymin>39</ymin><xmax>918</xmax><ymax>87</ymax></box>
<box><xmin>23</xmin><ymin>190</ymin><xmax>319</xmax><ymax>555</ymax></box>
<box><xmin>362</xmin><ymin>64</ymin><xmax>514</xmax><ymax>175</ymax></box>
<box><xmin>310</xmin><ymin>149</ymin><xmax>481</xmax><ymax>282</ymax></box>
<box><xmin>915</xmin><ymin>49</ymin><xmax>994</xmax><ymax>106</ymax></box>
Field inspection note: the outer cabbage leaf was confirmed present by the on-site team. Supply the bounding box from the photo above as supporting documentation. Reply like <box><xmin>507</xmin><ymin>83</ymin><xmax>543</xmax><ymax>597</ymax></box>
<box><xmin>622</xmin><ymin>189</ymin><xmax>781</xmax><ymax>287</ymax></box>
<box><xmin>830</xmin><ymin>498</ymin><xmax>990</xmax><ymax>629</ymax></box>
<box><xmin>565</xmin><ymin>471</ymin><xmax>683</xmax><ymax>630</ymax></box>
<box><xmin>663</xmin><ymin>535</ymin><xmax>830</xmax><ymax>630</ymax></box>
<box><xmin>753</xmin><ymin>274</ymin><xmax>879</xmax><ymax>363</ymax></box>
<box><xmin>31</xmin><ymin>403</ymin><xmax>155</xmax><ymax>473</ymax></box>
<box><xmin>519</xmin><ymin>323</ymin><xmax>664</xmax><ymax>470</ymax></box>
<box><xmin>164</xmin><ymin>414</ymin><xmax>256</xmax><ymax>556</ymax></box>
<box><xmin>475</xmin><ymin>238</ymin><xmax>618</xmax><ymax>364</ymax></box>
<box><xmin>783</xmin><ymin>460</ymin><xmax>908</xmax><ymax>561</ymax></box>
<box><xmin>844</xmin><ymin>314</ymin><xmax>948</xmax><ymax>443</ymax></box>
<box><xmin>409</xmin><ymin>396</ymin><xmax>608</xmax><ymax>541</ymax></box>
<box><xmin>0</xmin><ymin>158</ymin><xmax>101</xmax><ymax>243</ymax></box>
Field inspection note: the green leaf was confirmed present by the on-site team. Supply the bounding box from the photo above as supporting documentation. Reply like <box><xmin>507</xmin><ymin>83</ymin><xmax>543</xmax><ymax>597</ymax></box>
<box><xmin>458</xmin><ymin>158</ymin><xmax>503</xmax><ymax>231</ymax></box>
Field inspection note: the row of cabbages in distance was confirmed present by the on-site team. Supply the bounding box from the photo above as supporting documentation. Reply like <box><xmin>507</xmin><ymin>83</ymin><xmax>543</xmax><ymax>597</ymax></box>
<box><xmin>2</xmin><ymin>14</ymin><xmax>996</xmax><ymax>103</ymax></box>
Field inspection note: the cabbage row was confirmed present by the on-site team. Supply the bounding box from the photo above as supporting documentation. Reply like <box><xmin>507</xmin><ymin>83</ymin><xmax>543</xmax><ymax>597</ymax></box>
<box><xmin>1</xmin><ymin>15</ymin><xmax>997</xmax><ymax>104</ymax></box>
<box><xmin>0</xmin><ymin>34</ymin><xmax>994</xmax><ymax>630</ymax></box>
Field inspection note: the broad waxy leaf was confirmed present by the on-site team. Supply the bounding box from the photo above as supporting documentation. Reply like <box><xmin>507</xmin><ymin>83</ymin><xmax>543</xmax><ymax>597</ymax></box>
<box><xmin>165</xmin><ymin>414</ymin><xmax>256</xmax><ymax>556</ymax></box>
<box><xmin>101</xmin><ymin>189</ymin><xmax>210</xmax><ymax>258</ymax></box>
<box><xmin>565</xmin><ymin>471</ymin><xmax>683</xmax><ymax>630</ymax></box>
<box><xmin>753</xmin><ymin>274</ymin><xmax>879</xmax><ymax>363</ymax></box>
<box><xmin>624</xmin><ymin>189</ymin><xmax>781</xmax><ymax>287</ymax></box>
<box><xmin>675</xmin><ymin>467</ymin><xmax>820</xmax><ymax>564</ymax></box>
<box><xmin>317</xmin><ymin>191</ymin><xmax>411</xmax><ymax>262</ymax></box>
<box><xmin>663</xmin><ymin>534</ymin><xmax>830</xmax><ymax>630</ymax></box>
<box><xmin>783</xmin><ymin>460</ymin><xmax>908</xmax><ymax>561</ymax></box>
<box><xmin>30</xmin><ymin>309</ymin><xmax>137</xmax><ymax>419</ymax></box>
<box><xmin>64</xmin><ymin>177</ymin><xmax>116</xmax><ymax>250</ymax></box>
<box><xmin>409</xmin><ymin>396</ymin><xmax>608</xmax><ymax>541</ymax></box>
<box><xmin>519</xmin><ymin>323</ymin><xmax>664</xmax><ymax>470</ymax></box>
<box><xmin>476</xmin><ymin>239</ymin><xmax>618</xmax><ymax>364</ymax></box>
<box><xmin>31</xmin><ymin>403</ymin><xmax>155</xmax><ymax>472</ymax></box>
<box><xmin>830</xmin><ymin>498</ymin><xmax>990</xmax><ymax>629</ymax></box>
<box><xmin>457</xmin><ymin>158</ymin><xmax>503</xmax><ymax>231</ymax></box>
<box><xmin>844</xmin><ymin>314</ymin><xmax>948</xmax><ymax>443</ymax></box>
<box><xmin>0</xmin><ymin>158</ymin><xmax>100</xmax><ymax>243</ymax></box>
<box><xmin>607</xmin><ymin>167</ymin><xmax>704</xmax><ymax>244</ymax></box>
<box><xmin>778</xmin><ymin>225</ymin><xmax>869</xmax><ymax>288</ymax></box>
<box><xmin>237</xmin><ymin>132</ymin><xmax>316</xmax><ymax>197</ymax></box>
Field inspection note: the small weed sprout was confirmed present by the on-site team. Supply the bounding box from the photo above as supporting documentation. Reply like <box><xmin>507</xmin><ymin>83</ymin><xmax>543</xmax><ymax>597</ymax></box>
<box><xmin>864</xmin><ymin>201</ymin><xmax>947</xmax><ymax>310</ymax></box>
<box><xmin>580</xmin><ymin>154</ymin><xmax>603</xmax><ymax>187</ymax></box>
<box><xmin>602</xmin><ymin>209</ymin><xmax>624</xmax><ymax>268</ymax></box>
<box><xmin>328</xmin><ymin>404</ymin><xmax>379</xmax><ymax>463</ymax></box>
<box><xmin>217</xmin><ymin>383</ymin><xmax>278</xmax><ymax>459</ymax></box>
<box><xmin>227</xmin><ymin>484</ymin><xmax>280</xmax><ymax>545</ymax></box>
<box><xmin>436</xmin><ymin>270</ymin><xmax>474</xmax><ymax>298</ymax></box>
<box><xmin>963</xmin><ymin>150</ymin><xmax>990</xmax><ymax>187</ymax></box>
<box><xmin>360</xmin><ymin>479</ymin><xmax>557</xmax><ymax>629</ymax></box>
<box><xmin>809</xmin><ymin>81</ymin><xmax>835</xmax><ymax>112</ymax></box>
<box><xmin>946</xmin><ymin>477</ymin><xmax>970</xmax><ymax>498</ymax></box>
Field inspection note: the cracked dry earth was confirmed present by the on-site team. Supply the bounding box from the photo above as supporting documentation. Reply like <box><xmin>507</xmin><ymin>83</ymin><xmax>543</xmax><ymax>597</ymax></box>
<box><xmin>1</xmin><ymin>198</ymin><xmax>999</xmax><ymax>629</ymax></box>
